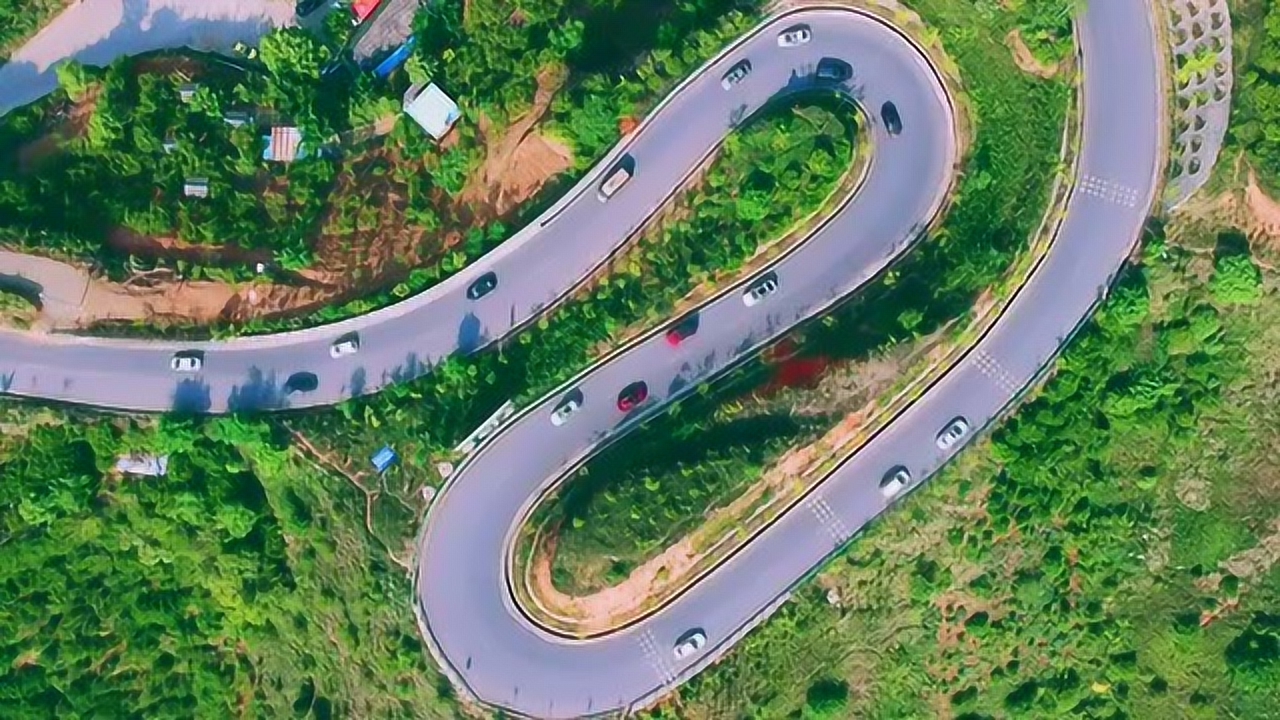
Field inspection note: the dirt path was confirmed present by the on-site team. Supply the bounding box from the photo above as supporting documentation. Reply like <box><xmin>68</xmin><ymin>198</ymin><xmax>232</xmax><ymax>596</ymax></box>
<box><xmin>1005</xmin><ymin>29</ymin><xmax>1059</xmax><ymax>79</ymax></box>
<box><xmin>13</xmin><ymin>85</ymin><xmax>100</xmax><ymax>173</ymax></box>
<box><xmin>458</xmin><ymin>65</ymin><xmax>574</xmax><ymax>220</ymax></box>
<box><xmin>1245</xmin><ymin>169</ymin><xmax>1280</xmax><ymax>242</ymax></box>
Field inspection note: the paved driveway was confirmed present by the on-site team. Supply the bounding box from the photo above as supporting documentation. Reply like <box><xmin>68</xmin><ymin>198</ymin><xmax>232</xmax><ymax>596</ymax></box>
<box><xmin>0</xmin><ymin>0</ymin><xmax>296</xmax><ymax>116</ymax></box>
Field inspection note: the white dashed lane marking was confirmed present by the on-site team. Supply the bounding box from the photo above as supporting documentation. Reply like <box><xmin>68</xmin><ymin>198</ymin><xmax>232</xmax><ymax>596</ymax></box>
<box><xmin>807</xmin><ymin>496</ymin><xmax>852</xmax><ymax>546</ymax></box>
<box><xmin>637</xmin><ymin>629</ymin><xmax>677</xmax><ymax>685</ymax></box>
<box><xmin>1078</xmin><ymin>174</ymin><xmax>1141</xmax><ymax>208</ymax></box>
<box><xmin>972</xmin><ymin>349</ymin><xmax>1021</xmax><ymax>396</ymax></box>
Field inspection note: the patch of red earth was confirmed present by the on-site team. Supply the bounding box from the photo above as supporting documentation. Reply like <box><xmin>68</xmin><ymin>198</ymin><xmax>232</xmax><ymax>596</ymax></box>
<box><xmin>618</xmin><ymin>116</ymin><xmax>639</xmax><ymax>136</ymax></box>
<box><xmin>757</xmin><ymin>338</ymin><xmax>834</xmax><ymax>396</ymax></box>
<box><xmin>107</xmin><ymin>227</ymin><xmax>275</xmax><ymax>269</ymax></box>
<box><xmin>14</xmin><ymin>86</ymin><xmax>101</xmax><ymax>173</ymax></box>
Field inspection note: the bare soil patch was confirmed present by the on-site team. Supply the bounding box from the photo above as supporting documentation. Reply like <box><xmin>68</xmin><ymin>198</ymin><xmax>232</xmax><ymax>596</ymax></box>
<box><xmin>458</xmin><ymin>65</ymin><xmax>573</xmax><ymax>219</ymax></box>
<box><xmin>1245</xmin><ymin>169</ymin><xmax>1280</xmax><ymax>251</ymax></box>
<box><xmin>14</xmin><ymin>86</ymin><xmax>100</xmax><ymax>173</ymax></box>
<box><xmin>1005</xmin><ymin>29</ymin><xmax>1059</xmax><ymax>79</ymax></box>
<box><xmin>107</xmin><ymin>227</ymin><xmax>275</xmax><ymax>269</ymax></box>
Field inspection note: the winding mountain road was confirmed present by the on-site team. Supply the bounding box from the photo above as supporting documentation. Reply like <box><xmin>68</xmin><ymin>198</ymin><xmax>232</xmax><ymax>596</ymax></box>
<box><xmin>0</xmin><ymin>1</ymin><xmax>1164</xmax><ymax>718</ymax></box>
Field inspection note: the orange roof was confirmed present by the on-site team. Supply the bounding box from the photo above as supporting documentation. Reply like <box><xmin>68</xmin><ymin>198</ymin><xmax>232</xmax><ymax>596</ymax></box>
<box><xmin>352</xmin><ymin>0</ymin><xmax>383</xmax><ymax>22</ymax></box>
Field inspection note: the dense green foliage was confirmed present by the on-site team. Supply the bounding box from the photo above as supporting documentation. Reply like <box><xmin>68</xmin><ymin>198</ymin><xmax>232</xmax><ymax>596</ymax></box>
<box><xmin>546</xmin><ymin>362</ymin><xmax>831</xmax><ymax>594</ymax></box>
<box><xmin>1008</xmin><ymin>0</ymin><xmax>1080</xmax><ymax>65</ymax></box>
<box><xmin>0</xmin><ymin>412</ymin><xmax>449</xmax><ymax>717</ymax></box>
<box><xmin>0</xmin><ymin>35</ymin><xmax>346</xmax><ymax>273</ymax></box>
<box><xmin>1230</xmin><ymin>0</ymin><xmax>1280</xmax><ymax>187</ymax></box>
<box><xmin>655</xmin><ymin>226</ymin><xmax>1280</xmax><ymax>718</ymax></box>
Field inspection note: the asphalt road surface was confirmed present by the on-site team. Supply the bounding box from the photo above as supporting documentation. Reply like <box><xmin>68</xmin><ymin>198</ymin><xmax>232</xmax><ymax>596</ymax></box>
<box><xmin>413</xmin><ymin>3</ymin><xmax>1162</xmax><ymax>718</ymax></box>
<box><xmin>0</xmin><ymin>0</ymin><xmax>297</xmax><ymax>118</ymax></box>
<box><xmin>0</xmin><ymin>2</ymin><xmax>1163</xmax><ymax>718</ymax></box>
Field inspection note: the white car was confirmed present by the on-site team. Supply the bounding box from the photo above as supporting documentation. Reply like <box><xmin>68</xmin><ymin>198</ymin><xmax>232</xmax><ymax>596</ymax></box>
<box><xmin>673</xmin><ymin>628</ymin><xmax>706</xmax><ymax>660</ymax></box>
<box><xmin>777</xmin><ymin>25</ymin><xmax>811</xmax><ymax>47</ymax></box>
<box><xmin>721</xmin><ymin>60</ymin><xmax>752</xmax><ymax>90</ymax></box>
<box><xmin>598</xmin><ymin>164</ymin><xmax>632</xmax><ymax>201</ymax></box>
<box><xmin>330</xmin><ymin>334</ymin><xmax>360</xmax><ymax>359</ymax></box>
<box><xmin>936</xmin><ymin>416</ymin><xmax>970</xmax><ymax>451</ymax></box>
<box><xmin>879</xmin><ymin>466</ymin><xmax>911</xmax><ymax>499</ymax></box>
<box><xmin>742</xmin><ymin>272</ymin><xmax>779</xmax><ymax>307</ymax></box>
<box><xmin>170</xmin><ymin>352</ymin><xmax>203</xmax><ymax>373</ymax></box>
<box><xmin>550</xmin><ymin>392</ymin><xmax>583</xmax><ymax>427</ymax></box>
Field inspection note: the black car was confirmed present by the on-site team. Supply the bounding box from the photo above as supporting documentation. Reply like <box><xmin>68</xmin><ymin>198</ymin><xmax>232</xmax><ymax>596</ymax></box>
<box><xmin>816</xmin><ymin>58</ymin><xmax>852</xmax><ymax>82</ymax></box>
<box><xmin>467</xmin><ymin>271</ymin><xmax>499</xmax><ymax>300</ymax></box>
<box><xmin>285</xmin><ymin>371</ymin><xmax>319</xmax><ymax>394</ymax></box>
<box><xmin>882</xmin><ymin>101</ymin><xmax>903</xmax><ymax>136</ymax></box>
<box><xmin>296</xmin><ymin>0</ymin><xmax>328</xmax><ymax>16</ymax></box>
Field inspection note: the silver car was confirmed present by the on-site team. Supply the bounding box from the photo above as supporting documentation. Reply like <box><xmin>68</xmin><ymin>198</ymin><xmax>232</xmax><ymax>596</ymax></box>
<box><xmin>879</xmin><ymin>465</ymin><xmax>911</xmax><ymax>499</ymax></box>
<box><xmin>170</xmin><ymin>352</ymin><xmax>203</xmax><ymax>373</ymax></box>
<box><xmin>330</xmin><ymin>333</ymin><xmax>360</xmax><ymax>359</ymax></box>
<box><xmin>673</xmin><ymin>628</ymin><xmax>706</xmax><ymax>660</ymax></box>
<box><xmin>742</xmin><ymin>272</ymin><xmax>779</xmax><ymax>307</ymax></box>
<box><xmin>777</xmin><ymin>25</ymin><xmax>812</xmax><ymax>47</ymax></box>
<box><xmin>935</xmin><ymin>416</ymin><xmax>970</xmax><ymax>451</ymax></box>
<box><xmin>721</xmin><ymin>59</ymin><xmax>752</xmax><ymax>90</ymax></box>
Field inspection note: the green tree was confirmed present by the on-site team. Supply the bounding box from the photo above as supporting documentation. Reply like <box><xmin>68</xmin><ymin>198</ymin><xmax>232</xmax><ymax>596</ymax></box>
<box><xmin>1210</xmin><ymin>254</ymin><xmax>1263</xmax><ymax>306</ymax></box>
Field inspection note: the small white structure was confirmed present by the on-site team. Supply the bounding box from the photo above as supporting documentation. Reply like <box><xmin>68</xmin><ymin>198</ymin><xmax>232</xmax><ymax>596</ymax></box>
<box><xmin>115</xmin><ymin>454</ymin><xmax>169</xmax><ymax>477</ymax></box>
<box><xmin>403</xmin><ymin>82</ymin><xmax>460</xmax><ymax>141</ymax></box>
<box><xmin>262</xmin><ymin>126</ymin><xmax>306</xmax><ymax>162</ymax></box>
<box><xmin>183</xmin><ymin>177</ymin><xmax>209</xmax><ymax>198</ymax></box>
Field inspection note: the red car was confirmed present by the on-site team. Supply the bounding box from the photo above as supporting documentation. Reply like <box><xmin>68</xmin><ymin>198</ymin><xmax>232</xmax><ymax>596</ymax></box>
<box><xmin>665</xmin><ymin>313</ymin><xmax>700</xmax><ymax>347</ymax></box>
<box><xmin>616</xmin><ymin>381</ymin><xmax>649</xmax><ymax>412</ymax></box>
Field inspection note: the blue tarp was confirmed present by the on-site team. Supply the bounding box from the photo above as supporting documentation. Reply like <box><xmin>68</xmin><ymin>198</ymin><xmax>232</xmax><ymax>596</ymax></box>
<box><xmin>373</xmin><ymin>36</ymin><xmax>416</xmax><ymax>79</ymax></box>
<box><xmin>371</xmin><ymin>445</ymin><xmax>399</xmax><ymax>473</ymax></box>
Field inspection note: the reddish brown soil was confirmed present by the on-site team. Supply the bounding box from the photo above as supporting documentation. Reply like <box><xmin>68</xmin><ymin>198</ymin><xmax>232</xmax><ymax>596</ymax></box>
<box><xmin>14</xmin><ymin>86</ymin><xmax>100</xmax><ymax>173</ymax></box>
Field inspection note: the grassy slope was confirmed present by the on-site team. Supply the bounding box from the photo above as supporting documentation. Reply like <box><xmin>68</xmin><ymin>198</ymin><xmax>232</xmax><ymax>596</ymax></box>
<box><xmin>650</xmin><ymin>222</ymin><xmax>1280</xmax><ymax>717</ymax></box>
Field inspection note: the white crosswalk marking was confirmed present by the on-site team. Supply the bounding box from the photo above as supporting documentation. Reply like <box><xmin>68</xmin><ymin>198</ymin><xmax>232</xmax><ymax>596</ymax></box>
<box><xmin>1077</xmin><ymin>174</ymin><xmax>1141</xmax><ymax>208</ymax></box>
<box><xmin>972</xmin><ymin>349</ymin><xmax>1021</xmax><ymax>395</ymax></box>
<box><xmin>807</xmin><ymin>496</ymin><xmax>852</xmax><ymax>546</ymax></box>
<box><xmin>637</xmin><ymin>629</ymin><xmax>677</xmax><ymax>684</ymax></box>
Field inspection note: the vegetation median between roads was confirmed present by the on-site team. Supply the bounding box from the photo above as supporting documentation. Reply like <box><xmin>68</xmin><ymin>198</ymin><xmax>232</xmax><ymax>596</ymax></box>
<box><xmin>512</xmin><ymin>0</ymin><xmax>1071</xmax><ymax>631</ymax></box>
<box><xmin>658</xmin><ymin>220</ymin><xmax>1280</xmax><ymax>719</ymax></box>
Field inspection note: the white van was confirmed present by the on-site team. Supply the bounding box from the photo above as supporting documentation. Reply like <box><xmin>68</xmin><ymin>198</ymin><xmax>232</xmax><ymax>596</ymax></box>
<box><xmin>598</xmin><ymin>165</ymin><xmax>632</xmax><ymax>201</ymax></box>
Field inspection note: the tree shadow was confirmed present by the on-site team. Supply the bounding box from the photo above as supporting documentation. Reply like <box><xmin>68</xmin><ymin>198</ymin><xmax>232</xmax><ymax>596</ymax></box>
<box><xmin>388</xmin><ymin>351</ymin><xmax>427</xmax><ymax>384</ymax></box>
<box><xmin>456</xmin><ymin>311</ymin><xmax>489</xmax><ymax>355</ymax></box>
<box><xmin>348</xmin><ymin>365</ymin><xmax>368</xmax><ymax>398</ymax></box>
<box><xmin>227</xmin><ymin>366</ymin><xmax>285</xmax><ymax>412</ymax></box>
<box><xmin>171</xmin><ymin>376</ymin><xmax>211</xmax><ymax>414</ymax></box>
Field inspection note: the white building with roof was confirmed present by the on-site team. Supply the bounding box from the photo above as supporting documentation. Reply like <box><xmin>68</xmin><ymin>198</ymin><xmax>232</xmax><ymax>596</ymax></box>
<box><xmin>403</xmin><ymin>82</ymin><xmax>460</xmax><ymax>141</ymax></box>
